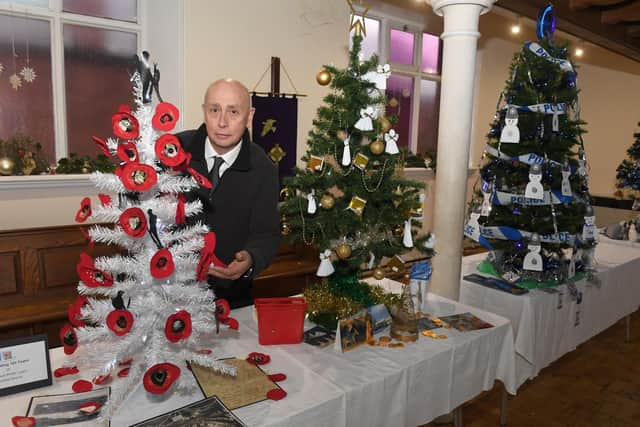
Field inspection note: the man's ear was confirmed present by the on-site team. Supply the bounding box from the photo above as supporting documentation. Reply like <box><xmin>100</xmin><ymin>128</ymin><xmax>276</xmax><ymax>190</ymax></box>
<box><xmin>246</xmin><ymin>107</ymin><xmax>256</xmax><ymax>129</ymax></box>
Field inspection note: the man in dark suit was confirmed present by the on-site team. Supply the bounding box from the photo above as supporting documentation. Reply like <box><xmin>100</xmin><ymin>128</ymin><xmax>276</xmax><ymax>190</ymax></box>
<box><xmin>177</xmin><ymin>79</ymin><xmax>280</xmax><ymax>308</ymax></box>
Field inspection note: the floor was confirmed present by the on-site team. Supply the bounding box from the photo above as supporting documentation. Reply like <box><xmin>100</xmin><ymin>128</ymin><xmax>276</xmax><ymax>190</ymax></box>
<box><xmin>424</xmin><ymin>310</ymin><xmax>640</xmax><ymax>427</ymax></box>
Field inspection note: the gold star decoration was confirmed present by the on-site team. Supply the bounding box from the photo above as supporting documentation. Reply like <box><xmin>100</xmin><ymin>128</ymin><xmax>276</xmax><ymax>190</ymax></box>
<box><xmin>347</xmin><ymin>0</ymin><xmax>370</xmax><ymax>36</ymax></box>
<box><xmin>20</xmin><ymin>66</ymin><xmax>37</xmax><ymax>83</ymax></box>
<box><xmin>268</xmin><ymin>143</ymin><xmax>286</xmax><ymax>164</ymax></box>
<box><xmin>0</xmin><ymin>62</ymin><xmax>4</xmax><ymax>75</ymax></box>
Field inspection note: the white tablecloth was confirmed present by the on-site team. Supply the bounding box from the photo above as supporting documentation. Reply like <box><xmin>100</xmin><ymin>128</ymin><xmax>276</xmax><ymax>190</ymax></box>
<box><xmin>0</xmin><ymin>294</ymin><xmax>516</xmax><ymax>427</ymax></box>
<box><xmin>460</xmin><ymin>241</ymin><xmax>640</xmax><ymax>388</ymax></box>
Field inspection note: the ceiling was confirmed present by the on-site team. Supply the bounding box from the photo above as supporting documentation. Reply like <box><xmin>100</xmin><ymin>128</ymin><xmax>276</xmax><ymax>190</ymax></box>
<box><xmin>496</xmin><ymin>0</ymin><xmax>640</xmax><ymax>62</ymax></box>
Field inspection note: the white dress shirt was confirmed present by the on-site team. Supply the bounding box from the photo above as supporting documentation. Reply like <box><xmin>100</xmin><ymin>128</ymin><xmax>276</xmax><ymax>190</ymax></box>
<box><xmin>204</xmin><ymin>137</ymin><xmax>243</xmax><ymax>177</ymax></box>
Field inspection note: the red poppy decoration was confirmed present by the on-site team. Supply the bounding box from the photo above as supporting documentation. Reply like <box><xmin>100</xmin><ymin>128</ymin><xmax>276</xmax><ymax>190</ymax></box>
<box><xmin>68</xmin><ymin>295</ymin><xmax>89</xmax><ymax>327</ymax></box>
<box><xmin>246</xmin><ymin>352</ymin><xmax>270</xmax><ymax>366</ymax></box>
<box><xmin>197</xmin><ymin>349</ymin><xmax>213</xmax><ymax>355</ymax></box>
<box><xmin>155</xmin><ymin>134</ymin><xmax>187</xmax><ymax>167</ymax></box>
<box><xmin>175</xmin><ymin>193</ymin><xmax>186</xmax><ymax>225</ymax></box>
<box><xmin>72</xmin><ymin>379</ymin><xmax>93</xmax><ymax>393</ymax></box>
<box><xmin>117</xmin><ymin>141</ymin><xmax>139</xmax><ymax>163</ymax></box>
<box><xmin>150</xmin><ymin>248</ymin><xmax>175</xmax><ymax>279</ymax></box>
<box><xmin>79</xmin><ymin>227</ymin><xmax>95</xmax><ymax>251</ymax></box>
<box><xmin>266</xmin><ymin>388</ymin><xmax>287</xmax><ymax>401</ymax></box>
<box><xmin>165</xmin><ymin>310</ymin><xmax>192</xmax><ymax>343</ymax></box>
<box><xmin>54</xmin><ymin>366</ymin><xmax>79</xmax><ymax>377</ymax></box>
<box><xmin>92</xmin><ymin>136</ymin><xmax>111</xmax><ymax>157</ymax></box>
<box><xmin>75</xmin><ymin>197</ymin><xmax>92</xmax><ymax>223</ymax></box>
<box><xmin>152</xmin><ymin>102</ymin><xmax>180</xmax><ymax>132</ymax></box>
<box><xmin>119</xmin><ymin>207</ymin><xmax>147</xmax><ymax>238</ymax></box>
<box><xmin>119</xmin><ymin>358</ymin><xmax>133</xmax><ymax>366</ymax></box>
<box><xmin>106</xmin><ymin>309</ymin><xmax>134</xmax><ymax>336</ymax></box>
<box><xmin>187</xmin><ymin>167</ymin><xmax>212</xmax><ymax>189</ymax></box>
<box><xmin>98</xmin><ymin>193</ymin><xmax>112</xmax><ymax>207</ymax></box>
<box><xmin>11</xmin><ymin>416</ymin><xmax>36</xmax><ymax>427</ymax></box>
<box><xmin>79</xmin><ymin>401</ymin><xmax>103</xmax><ymax>415</ymax></box>
<box><xmin>268</xmin><ymin>373</ymin><xmax>287</xmax><ymax>382</ymax></box>
<box><xmin>196</xmin><ymin>232</ymin><xmax>227</xmax><ymax>281</ymax></box>
<box><xmin>120</xmin><ymin>163</ymin><xmax>157</xmax><ymax>192</ymax></box>
<box><xmin>93</xmin><ymin>374</ymin><xmax>111</xmax><ymax>385</ymax></box>
<box><xmin>215</xmin><ymin>299</ymin><xmax>230</xmax><ymax>321</ymax></box>
<box><xmin>77</xmin><ymin>253</ymin><xmax>114</xmax><ymax>288</ymax></box>
<box><xmin>60</xmin><ymin>323</ymin><xmax>78</xmax><ymax>355</ymax></box>
<box><xmin>117</xmin><ymin>368</ymin><xmax>130</xmax><ymax>378</ymax></box>
<box><xmin>172</xmin><ymin>151</ymin><xmax>192</xmax><ymax>172</ymax></box>
<box><xmin>143</xmin><ymin>363</ymin><xmax>181</xmax><ymax>394</ymax></box>
<box><xmin>221</xmin><ymin>317</ymin><xmax>239</xmax><ymax>330</ymax></box>
<box><xmin>112</xmin><ymin>110</ymin><xmax>139</xmax><ymax>140</ymax></box>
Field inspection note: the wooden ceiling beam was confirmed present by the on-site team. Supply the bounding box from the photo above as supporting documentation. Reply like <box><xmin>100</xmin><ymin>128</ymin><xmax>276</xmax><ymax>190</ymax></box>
<box><xmin>602</xmin><ymin>2</ymin><xmax>640</xmax><ymax>24</ymax></box>
<box><xmin>627</xmin><ymin>24</ymin><xmax>640</xmax><ymax>37</ymax></box>
<box><xmin>569</xmin><ymin>0</ymin><xmax>628</xmax><ymax>10</ymax></box>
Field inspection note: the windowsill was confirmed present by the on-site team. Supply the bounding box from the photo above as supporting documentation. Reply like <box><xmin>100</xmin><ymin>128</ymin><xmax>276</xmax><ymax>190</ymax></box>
<box><xmin>0</xmin><ymin>174</ymin><xmax>93</xmax><ymax>191</ymax></box>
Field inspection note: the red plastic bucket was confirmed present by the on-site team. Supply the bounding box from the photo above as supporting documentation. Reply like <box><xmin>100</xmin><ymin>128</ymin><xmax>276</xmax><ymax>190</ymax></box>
<box><xmin>255</xmin><ymin>297</ymin><xmax>307</xmax><ymax>345</ymax></box>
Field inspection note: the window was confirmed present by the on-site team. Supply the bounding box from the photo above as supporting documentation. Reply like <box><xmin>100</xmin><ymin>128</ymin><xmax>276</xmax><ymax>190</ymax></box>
<box><xmin>0</xmin><ymin>1</ymin><xmax>140</xmax><ymax>167</ymax></box>
<box><xmin>350</xmin><ymin>12</ymin><xmax>442</xmax><ymax>155</ymax></box>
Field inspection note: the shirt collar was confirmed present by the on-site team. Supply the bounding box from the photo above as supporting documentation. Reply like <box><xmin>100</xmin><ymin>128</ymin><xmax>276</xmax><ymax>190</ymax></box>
<box><xmin>204</xmin><ymin>136</ymin><xmax>243</xmax><ymax>167</ymax></box>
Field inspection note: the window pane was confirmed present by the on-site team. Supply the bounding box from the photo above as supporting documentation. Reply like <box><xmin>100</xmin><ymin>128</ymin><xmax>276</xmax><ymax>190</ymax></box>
<box><xmin>349</xmin><ymin>15</ymin><xmax>380</xmax><ymax>60</ymax></box>
<box><xmin>389</xmin><ymin>29</ymin><xmax>414</xmax><ymax>66</ymax></box>
<box><xmin>9</xmin><ymin>0</ymin><xmax>49</xmax><ymax>7</ymax></box>
<box><xmin>417</xmin><ymin>79</ymin><xmax>440</xmax><ymax>154</ymax></box>
<box><xmin>63</xmin><ymin>0</ymin><xmax>137</xmax><ymax>23</ymax></box>
<box><xmin>385</xmin><ymin>74</ymin><xmax>413</xmax><ymax>149</ymax></box>
<box><xmin>421</xmin><ymin>33</ymin><xmax>441</xmax><ymax>74</ymax></box>
<box><xmin>64</xmin><ymin>24</ymin><xmax>137</xmax><ymax>157</ymax></box>
<box><xmin>0</xmin><ymin>14</ymin><xmax>55</xmax><ymax>166</ymax></box>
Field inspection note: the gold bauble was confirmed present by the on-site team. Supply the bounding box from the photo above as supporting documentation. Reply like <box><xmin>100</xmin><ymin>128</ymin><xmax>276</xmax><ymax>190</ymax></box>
<box><xmin>369</xmin><ymin>139</ymin><xmax>384</xmax><ymax>155</ymax></box>
<box><xmin>279</xmin><ymin>187</ymin><xmax>291</xmax><ymax>201</ymax></box>
<box><xmin>320</xmin><ymin>194</ymin><xmax>335</xmax><ymax>209</ymax></box>
<box><xmin>280</xmin><ymin>221</ymin><xmax>291</xmax><ymax>236</ymax></box>
<box><xmin>336</xmin><ymin>243</ymin><xmax>352</xmax><ymax>259</ymax></box>
<box><xmin>0</xmin><ymin>157</ymin><xmax>16</xmax><ymax>176</ymax></box>
<box><xmin>388</xmin><ymin>97</ymin><xmax>399</xmax><ymax>108</ymax></box>
<box><xmin>379</xmin><ymin>116</ymin><xmax>391</xmax><ymax>133</ymax></box>
<box><xmin>373</xmin><ymin>267</ymin><xmax>385</xmax><ymax>280</ymax></box>
<box><xmin>316</xmin><ymin>69</ymin><xmax>332</xmax><ymax>86</ymax></box>
<box><xmin>393</xmin><ymin>225</ymin><xmax>403</xmax><ymax>237</ymax></box>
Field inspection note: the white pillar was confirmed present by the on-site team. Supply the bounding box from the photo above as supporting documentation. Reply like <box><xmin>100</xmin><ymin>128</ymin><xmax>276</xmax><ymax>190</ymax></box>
<box><xmin>427</xmin><ymin>0</ymin><xmax>495</xmax><ymax>301</ymax></box>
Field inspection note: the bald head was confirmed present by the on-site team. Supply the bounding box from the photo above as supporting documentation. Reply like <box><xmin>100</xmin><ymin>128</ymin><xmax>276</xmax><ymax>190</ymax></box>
<box><xmin>203</xmin><ymin>79</ymin><xmax>251</xmax><ymax>107</ymax></box>
<box><xmin>202</xmin><ymin>79</ymin><xmax>255</xmax><ymax>154</ymax></box>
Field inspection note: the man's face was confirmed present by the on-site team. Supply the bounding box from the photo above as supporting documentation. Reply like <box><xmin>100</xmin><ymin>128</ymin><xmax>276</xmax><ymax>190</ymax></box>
<box><xmin>202</xmin><ymin>81</ymin><xmax>254</xmax><ymax>153</ymax></box>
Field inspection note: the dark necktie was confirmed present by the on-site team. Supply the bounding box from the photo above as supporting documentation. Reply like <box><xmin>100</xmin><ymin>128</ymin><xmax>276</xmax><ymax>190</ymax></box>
<box><xmin>209</xmin><ymin>156</ymin><xmax>224</xmax><ymax>195</ymax></box>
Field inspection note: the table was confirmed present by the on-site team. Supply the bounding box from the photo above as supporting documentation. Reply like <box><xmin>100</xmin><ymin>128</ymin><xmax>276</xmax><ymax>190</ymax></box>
<box><xmin>0</xmin><ymin>293</ymin><xmax>516</xmax><ymax>427</ymax></box>
<box><xmin>460</xmin><ymin>239</ymin><xmax>640</xmax><ymax>389</ymax></box>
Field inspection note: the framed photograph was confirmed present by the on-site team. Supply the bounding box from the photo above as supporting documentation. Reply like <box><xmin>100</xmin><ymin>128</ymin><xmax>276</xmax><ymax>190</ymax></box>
<box><xmin>130</xmin><ymin>395</ymin><xmax>246</xmax><ymax>426</ymax></box>
<box><xmin>337</xmin><ymin>309</ymin><xmax>372</xmax><ymax>352</ymax></box>
<box><xmin>439</xmin><ymin>312</ymin><xmax>493</xmax><ymax>332</ymax></box>
<box><xmin>366</xmin><ymin>304</ymin><xmax>392</xmax><ymax>335</ymax></box>
<box><xmin>0</xmin><ymin>334</ymin><xmax>51</xmax><ymax>397</ymax></box>
<box><xmin>26</xmin><ymin>387</ymin><xmax>110</xmax><ymax>426</ymax></box>
<box><xmin>303</xmin><ymin>326</ymin><xmax>336</xmax><ymax>348</ymax></box>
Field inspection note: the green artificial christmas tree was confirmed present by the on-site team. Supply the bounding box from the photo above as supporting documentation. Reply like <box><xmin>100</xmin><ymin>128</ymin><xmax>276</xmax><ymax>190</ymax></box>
<box><xmin>280</xmin><ymin>33</ymin><xmax>434</xmax><ymax>325</ymax></box>
<box><xmin>615</xmin><ymin>124</ymin><xmax>640</xmax><ymax>204</ymax></box>
<box><xmin>465</xmin><ymin>5</ymin><xmax>596</xmax><ymax>288</ymax></box>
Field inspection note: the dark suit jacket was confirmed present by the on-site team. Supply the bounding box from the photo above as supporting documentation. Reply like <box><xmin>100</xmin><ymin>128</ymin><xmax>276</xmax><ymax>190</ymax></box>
<box><xmin>177</xmin><ymin>124</ymin><xmax>280</xmax><ymax>308</ymax></box>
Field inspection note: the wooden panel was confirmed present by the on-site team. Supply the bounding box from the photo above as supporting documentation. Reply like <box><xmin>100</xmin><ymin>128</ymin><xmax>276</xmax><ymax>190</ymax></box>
<box><xmin>0</xmin><ymin>251</ymin><xmax>20</xmax><ymax>295</ymax></box>
<box><xmin>39</xmin><ymin>244</ymin><xmax>87</xmax><ymax>289</ymax></box>
<box><xmin>602</xmin><ymin>2</ymin><xmax>640</xmax><ymax>24</ymax></box>
<box><xmin>570</xmin><ymin>0</ymin><xmax>627</xmax><ymax>10</ymax></box>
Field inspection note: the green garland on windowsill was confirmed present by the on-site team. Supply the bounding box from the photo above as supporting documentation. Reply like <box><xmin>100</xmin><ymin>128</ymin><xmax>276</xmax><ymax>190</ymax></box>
<box><xmin>55</xmin><ymin>153</ymin><xmax>115</xmax><ymax>174</ymax></box>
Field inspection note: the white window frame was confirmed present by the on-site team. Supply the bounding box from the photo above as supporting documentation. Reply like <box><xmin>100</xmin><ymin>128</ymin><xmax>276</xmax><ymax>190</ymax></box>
<box><xmin>0</xmin><ymin>0</ymin><xmax>143</xmax><ymax>160</ymax></box>
<box><xmin>352</xmin><ymin>6</ymin><xmax>442</xmax><ymax>154</ymax></box>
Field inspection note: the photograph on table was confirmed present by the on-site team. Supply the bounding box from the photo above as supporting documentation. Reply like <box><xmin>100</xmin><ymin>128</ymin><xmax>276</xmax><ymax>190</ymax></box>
<box><xmin>439</xmin><ymin>312</ymin><xmax>493</xmax><ymax>332</ymax></box>
<box><xmin>130</xmin><ymin>395</ymin><xmax>246</xmax><ymax>426</ymax></box>
<box><xmin>366</xmin><ymin>304</ymin><xmax>392</xmax><ymax>335</ymax></box>
<box><xmin>190</xmin><ymin>357</ymin><xmax>283</xmax><ymax>410</ymax></box>
<box><xmin>416</xmin><ymin>316</ymin><xmax>441</xmax><ymax>331</ymax></box>
<box><xmin>303</xmin><ymin>325</ymin><xmax>336</xmax><ymax>348</ymax></box>
<box><xmin>338</xmin><ymin>309</ymin><xmax>372</xmax><ymax>352</ymax></box>
<box><xmin>25</xmin><ymin>387</ymin><xmax>110</xmax><ymax>426</ymax></box>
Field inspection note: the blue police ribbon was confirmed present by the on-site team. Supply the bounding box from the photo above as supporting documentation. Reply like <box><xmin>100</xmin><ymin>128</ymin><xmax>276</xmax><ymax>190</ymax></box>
<box><xmin>524</xmin><ymin>42</ymin><xmax>574</xmax><ymax>73</ymax></box>
<box><xmin>410</xmin><ymin>260</ymin><xmax>432</xmax><ymax>281</ymax></box>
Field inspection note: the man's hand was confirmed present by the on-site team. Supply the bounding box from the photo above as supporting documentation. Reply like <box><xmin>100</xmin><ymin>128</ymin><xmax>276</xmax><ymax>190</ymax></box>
<box><xmin>208</xmin><ymin>250</ymin><xmax>253</xmax><ymax>280</ymax></box>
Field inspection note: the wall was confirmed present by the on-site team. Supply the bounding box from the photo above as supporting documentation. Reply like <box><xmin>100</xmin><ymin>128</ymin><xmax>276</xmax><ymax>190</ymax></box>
<box><xmin>182</xmin><ymin>0</ymin><xmax>349</xmax><ymax>160</ymax></box>
<box><xmin>471</xmin><ymin>10</ymin><xmax>640</xmax><ymax>198</ymax></box>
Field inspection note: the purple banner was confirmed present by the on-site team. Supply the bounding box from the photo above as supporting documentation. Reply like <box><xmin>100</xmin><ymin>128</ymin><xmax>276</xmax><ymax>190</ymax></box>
<box><xmin>251</xmin><ymin>94</ymin><xmax>298</xmax><ymax>185</ymax></box>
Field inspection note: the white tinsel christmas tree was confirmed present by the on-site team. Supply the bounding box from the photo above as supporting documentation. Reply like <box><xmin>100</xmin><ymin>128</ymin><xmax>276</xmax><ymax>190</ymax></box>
<box><xmin>58</xmin><ymin>52</ymin><xmax>237</xmax><ymax>420</ymax></box>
